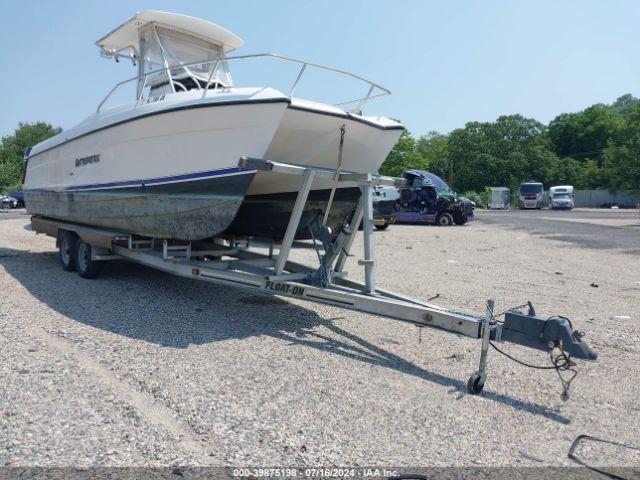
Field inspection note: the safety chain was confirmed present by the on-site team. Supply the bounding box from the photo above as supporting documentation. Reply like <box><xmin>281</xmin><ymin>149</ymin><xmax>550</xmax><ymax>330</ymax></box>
<box><xmin>322</xmin><ymin>124</ymin><xmax>346</xmax><ymax>226</ymax></box>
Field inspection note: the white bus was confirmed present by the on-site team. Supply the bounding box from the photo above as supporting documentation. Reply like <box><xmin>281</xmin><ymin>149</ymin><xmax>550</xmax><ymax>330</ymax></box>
<box><xmin>518</xmin><ymin>181</ymin><xmax>544</xmax><ymax>209</ymax></box>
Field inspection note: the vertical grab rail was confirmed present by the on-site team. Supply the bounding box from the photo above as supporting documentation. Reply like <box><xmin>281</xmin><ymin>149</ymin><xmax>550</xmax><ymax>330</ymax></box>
<box><xmin>137</xmin><ymin>74</ymin><xmax>148</xmax><ymax>101</ymax></box>
<box><xmin>289</xmin><ymin>63</ymin><xmax>307</xmax><ymax>97</ymax></box>
<box><xmin>202</xmin><ymin>60</ymin><xmax>220</xmax><ymax>98</ymax></box>
<box><xmin>354</xmin><ymin>85</ymin><xmax>374</xmax><ymax>113</ymax></box>
<box><xmin>153</xmin><ymin>26</ymin><xmax>176</xmax><ymax>94</ymax></box>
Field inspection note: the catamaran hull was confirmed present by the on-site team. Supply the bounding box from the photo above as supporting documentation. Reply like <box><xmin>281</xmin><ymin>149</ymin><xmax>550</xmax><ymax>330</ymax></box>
<box><xmin>24</xmin><ymin>94</ymin><xmax>289</xmax><ymax>240</ymax></box>
<box><xmin>226</xmin><ymin>103</ymin><xmax>403</xmax><ymax>239</ymax></box>
<box><xmin>24</xmin><ymin>90</ymin><xmax>402</xmax><ymax>241</ymax></box>
<box><xmin>27</xmin><ymin>172</ymin><xmax>255</xmax><ymax>240</ymax></box>
<box><xmin>226</xmin><ymin>187</ymin><xmax>360</xmax><ymax>239</ymax></box>
<box><xmin>251</xmin><ymin>103</ymin><xmax>404</xmax><ymax>195</ymax></box>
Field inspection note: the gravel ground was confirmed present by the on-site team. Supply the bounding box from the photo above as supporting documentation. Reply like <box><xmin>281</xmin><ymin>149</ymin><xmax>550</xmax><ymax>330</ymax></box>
<box><xmin>0</xmin><ymin>208</ymin><xmax>639</xmax><ymax>468</ymax></box>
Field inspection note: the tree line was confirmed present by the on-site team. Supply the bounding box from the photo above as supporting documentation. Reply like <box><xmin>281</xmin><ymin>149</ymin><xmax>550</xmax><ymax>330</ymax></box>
<box><xmin>380</xmin><ymin>94</ymin><xmax>640</xmax><ymax>193</ymax></box>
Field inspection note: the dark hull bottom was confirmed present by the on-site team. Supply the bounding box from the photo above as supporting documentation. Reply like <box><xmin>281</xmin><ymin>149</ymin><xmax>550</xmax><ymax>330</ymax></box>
<box><xmin>24</xmin><ymin>173</ymin><xmax>255</xmax><ymax>241</ymax></box>
<box><xmin>227</xmin><ymin>187</ymin><xmax>361</xmax><ymax>240</ymax></box>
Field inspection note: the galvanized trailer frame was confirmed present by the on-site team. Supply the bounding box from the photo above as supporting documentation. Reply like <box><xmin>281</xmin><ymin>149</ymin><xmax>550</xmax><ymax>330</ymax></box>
<box><xmin>31</xmin><ymin>158</ymin><xmax>596</xmax><ymax>395</ymax></box>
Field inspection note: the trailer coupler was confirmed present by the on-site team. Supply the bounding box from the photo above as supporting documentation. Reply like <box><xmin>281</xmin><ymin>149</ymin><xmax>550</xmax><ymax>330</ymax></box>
<box><xmin>467</xmin><ymin>301</ymin><xmax>596</xmax><ymax>399</ymax></box>
<box><xmin>498</xmin><ymin>303</ymin><xmax>597</xmax><ymax>360</ymax></box>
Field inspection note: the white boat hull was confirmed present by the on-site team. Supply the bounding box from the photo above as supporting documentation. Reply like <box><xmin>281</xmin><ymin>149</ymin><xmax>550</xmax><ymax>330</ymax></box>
<box><xmin>25</xmin><ymin>88</ymin><xmax>403</xmax><ymax>240</ymax></box>
<box><xmin>225</xmin><ymin>99</ymin><xmax>403</xmax><ymax>239</ymax></box>
<box><xmin>24</xmin><ymin>89</ymin><xmax>289</xmax><ymax>239</ymax></box>
<box><xmin>252</xmin><ymin>99</ymin><xmax>404</xmax><ymax>195</ymax></box>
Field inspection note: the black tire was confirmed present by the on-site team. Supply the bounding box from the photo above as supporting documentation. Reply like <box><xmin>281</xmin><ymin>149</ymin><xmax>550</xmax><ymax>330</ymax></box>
<box><xmin>375</xmin><ymin>222</ymin><xmax>390</xmax><ymax>231</ymax></box>
<box><xmin>453</xmin><ymin>215</ymin><xmax>468</xmax><ymax>225</ymax></box>
<box><xmin>58</xmin><ymin>230</ymin><xmax>77</xmax><ymax>272</ymax></box>
<box><xmin>436</xmin><ymin>212</ymin><xmax>454</xmax><ymax>226</ymax></box>
<box><xmin>467</xmin><ymin>374</ymin><xmax>485</xmax><ymax>394</ymax></box>
<box><xmin>2</xmin><ymin>201</ymin><xmax>11</xmax><ymax>209</ymax></box>
<box><xmin>75</xmin><ymin>240</ymin><xmax>102</xmax><ymax>279</ymax></box>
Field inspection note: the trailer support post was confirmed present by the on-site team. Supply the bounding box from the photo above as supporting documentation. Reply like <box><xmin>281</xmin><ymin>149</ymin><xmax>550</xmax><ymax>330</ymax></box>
<box><xmin>360</xmin><ymin>180</ymin><xmax>375</xmax><ymax>294</ymax></box>
<box><xmin>275</xmin><ymin>169</ymin><xmax>315</xmax><ymax>275</ymax></box>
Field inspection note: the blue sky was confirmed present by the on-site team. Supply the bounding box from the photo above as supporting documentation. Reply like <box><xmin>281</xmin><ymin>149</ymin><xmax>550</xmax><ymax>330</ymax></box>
<box><xmin>1</xmin><ymin>0</ymin><xmax>639</xmax><ymax>138</ymax></box>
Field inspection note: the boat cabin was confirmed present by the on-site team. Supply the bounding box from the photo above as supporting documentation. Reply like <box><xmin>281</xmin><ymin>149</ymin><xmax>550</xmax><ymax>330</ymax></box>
<box><xmin>96</xmin><ymin>11</ymin><xmax>244</xmax><ymax>98</ymax></box>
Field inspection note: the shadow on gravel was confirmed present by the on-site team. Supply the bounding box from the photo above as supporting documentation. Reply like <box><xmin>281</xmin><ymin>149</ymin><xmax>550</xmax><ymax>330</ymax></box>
<box><xmin>0</xmin><ymin>247</ymin><xmax>570</xmax><ymax>424</ymax></box>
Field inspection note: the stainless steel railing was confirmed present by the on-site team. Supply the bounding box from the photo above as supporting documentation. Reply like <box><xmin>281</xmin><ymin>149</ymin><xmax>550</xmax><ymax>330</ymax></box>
<box><xmin>96</xmin><ymin>53</ymin><xmax>391</xmax><ymax>113</ymax></box>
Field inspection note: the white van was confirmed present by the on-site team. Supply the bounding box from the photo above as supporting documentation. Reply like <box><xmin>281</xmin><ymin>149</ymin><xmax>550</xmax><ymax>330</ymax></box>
<box><xmin>549</xmin><ymin>185</ymin><xmax>574</xmax><ymax>210</ymax></box>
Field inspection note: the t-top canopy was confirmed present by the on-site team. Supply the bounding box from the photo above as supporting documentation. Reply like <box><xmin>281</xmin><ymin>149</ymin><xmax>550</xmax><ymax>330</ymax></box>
<box><xmin>96</xmin><ymin>11</ymin><xmax>244</xmax><ymax>56</ymax></box>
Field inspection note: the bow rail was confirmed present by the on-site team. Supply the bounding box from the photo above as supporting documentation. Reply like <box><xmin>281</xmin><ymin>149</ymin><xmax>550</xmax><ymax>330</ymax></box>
<box><xmin>97</xmin><ymin>53</ymin><xmax>391</xmax><ymax>113</ymax></box>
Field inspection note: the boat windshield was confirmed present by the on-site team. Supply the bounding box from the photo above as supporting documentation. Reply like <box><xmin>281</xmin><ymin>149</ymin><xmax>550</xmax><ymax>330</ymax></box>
<box><xmin>138</xmin><ymin>25</ymin><xmax>232</xmax><ymax>96</ymax></box>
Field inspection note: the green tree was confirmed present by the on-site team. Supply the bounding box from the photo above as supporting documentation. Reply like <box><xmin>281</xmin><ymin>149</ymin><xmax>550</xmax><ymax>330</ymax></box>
<box><xmin>611</xmin><ymin>94</ymin><xmax>639</xmax><ymax>117</ymax></box>
<box><xmin>447</xmin><ymin>115</ymin><xmax>559</xmax><ymax>192</ymax></box>
<box><xmin>380</xmin><ymin>93</ymin><xmax>639</xmax><ymax>192</ymax></box>
<box><xmin>379</xmin><ymin>130</ymin><xmax>427</xmax><ymax>177</ymax></box>
<box><xmin>602</xmin><ymin>103</ymin><xmax>640</xmax><ymax>190</ymax></box>
<box><xmin>546</xmin><ymin>156</ymin><xmax>583</xmax><ymax>187</ymax></box>
<box><xmin>416</xmin><ymin>131</ymin><xmax>449</xmax><ymax>179</ymax></box>
<box><xmin>547</xmin><ymin>95</ymin><xmax>640</xmax><ymax>189</ymax></box>
<box><xmin>0</xmin><ymin>122</ymin><xmax>61</xmax><ymax>191</ymax></box>
<box><xmin>548</xmin><ymin>105</ymin><xmax>623</xmax><ymax>163</ymax></box>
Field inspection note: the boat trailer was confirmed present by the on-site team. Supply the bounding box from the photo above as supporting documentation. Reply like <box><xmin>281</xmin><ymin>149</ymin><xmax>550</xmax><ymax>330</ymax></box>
<box><xmin>31</xmin><ymin>158</ymin><xmax>597</xmax><ymax>397</ymax></box>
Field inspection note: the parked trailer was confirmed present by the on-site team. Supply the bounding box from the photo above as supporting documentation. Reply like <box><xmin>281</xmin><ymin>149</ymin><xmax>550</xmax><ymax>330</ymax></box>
<box><xmin>488</xmin><ymin>187</ymin><xmax>510</xmax><ymax>210</ymax></box>
<box><xmin>31</xmin><ymin>158</ymin><xmax>596</xmax><ymax>397</ymax></box>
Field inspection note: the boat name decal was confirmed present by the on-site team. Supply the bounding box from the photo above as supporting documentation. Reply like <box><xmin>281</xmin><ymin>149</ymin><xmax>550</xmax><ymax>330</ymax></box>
<box><xmin>264</xmin><ymin>281</ymin><xmax>305</xmax><ymax>297</ymax></box>
<box><xmin>146</xmin><ymin>94</ymin><xmax>165</xmax><ymax>104</ymax></box>
<box><xmin>75</xmin><ymin>154</ymin><xmax>100</xmax><ymax>168</ymax></box>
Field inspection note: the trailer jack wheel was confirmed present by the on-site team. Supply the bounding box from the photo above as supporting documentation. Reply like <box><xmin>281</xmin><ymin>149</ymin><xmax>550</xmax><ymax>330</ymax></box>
<box><xmin>467</xmin><ymin>373</ymin><xmax>485</xmax><ymax>394</ymax></box>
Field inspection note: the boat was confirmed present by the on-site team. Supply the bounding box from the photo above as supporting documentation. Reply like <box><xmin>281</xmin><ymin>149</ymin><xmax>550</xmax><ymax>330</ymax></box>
<box><xmin>24</xmin><ymin>11</ymin><xmax>403</xmax><ymax>240</ymax></box>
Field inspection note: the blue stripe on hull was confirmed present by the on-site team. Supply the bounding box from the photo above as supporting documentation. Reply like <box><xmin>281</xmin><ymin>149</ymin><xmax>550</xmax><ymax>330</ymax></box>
<box><xmin>52</xmin><ymin>167</ymin><xmax>254</xmax><ymax>192</ymax></box>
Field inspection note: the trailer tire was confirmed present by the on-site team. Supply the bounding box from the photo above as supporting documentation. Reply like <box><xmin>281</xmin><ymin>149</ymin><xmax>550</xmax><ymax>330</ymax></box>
<box><xmin>75</xmin><ymin>240</ymin><xmax>102</xmax><ymax>279</ymax></box>
<box><xmin>58</xmin><ymin>230</ymin><xmax>78</xmax><ymax>272</ymax></box>
<box><xmin>436</xmin><ymin>212</ymin><xmax>454</xmax><ymax>226</ymax></box>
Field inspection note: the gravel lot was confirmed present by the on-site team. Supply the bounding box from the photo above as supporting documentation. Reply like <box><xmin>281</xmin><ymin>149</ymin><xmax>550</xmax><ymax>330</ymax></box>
<box><xmin>0</xmin><ymin>208</ymin><xmax>639</xmax><ymax>468</ymax></box>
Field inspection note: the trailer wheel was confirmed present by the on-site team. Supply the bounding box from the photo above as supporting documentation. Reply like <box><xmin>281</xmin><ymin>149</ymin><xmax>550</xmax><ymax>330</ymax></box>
<box><xmin>375</xmin><ymin>222</ymin><xmax>390</xmax><ymax>231</ymax></box>
<box><xmin>75</xmin><ymin>240</ymin><xmax>102</xmax><ymax>279</ymax></box>
<box><xmin>436</xmin><ymin>212</ymin><xmax>454</xmax><ymax>226</ymax></box>
<box><xmin>467</xmin><ymin>374</ymin><xmax>485</xmax><ymax>394</ymax></box>
<box><xmin>58</xmin><ymin>230</ymin><xmax>77</xmax><ymax>272</ymax></box>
